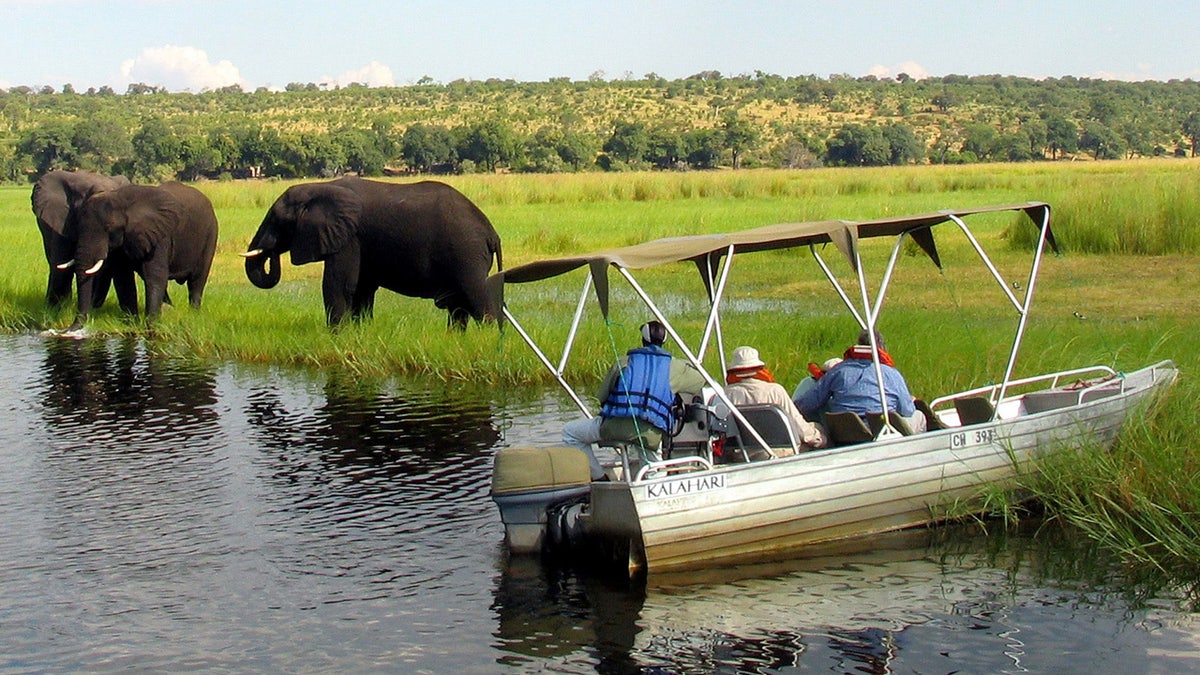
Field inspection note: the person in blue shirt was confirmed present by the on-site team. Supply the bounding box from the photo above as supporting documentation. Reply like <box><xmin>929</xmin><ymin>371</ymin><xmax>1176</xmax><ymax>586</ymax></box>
<box><xmin>795</xmin><ymin>329</ymin><xmax>926</xmax><ymax>433</ymax></box>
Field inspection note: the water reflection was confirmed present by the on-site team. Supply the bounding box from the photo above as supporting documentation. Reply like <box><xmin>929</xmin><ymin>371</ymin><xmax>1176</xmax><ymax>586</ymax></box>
<box><xmin>491</xmin><ymin>524</ymin><xmax>1200</xmax><ymax>673</ymax></box>
<box><xmin>37</xmin><ymin>336</ymin><xmax>219</xmax><ymax>445</ymax></box>
<box><xmin>233</xmin><ymin>369</ymin><xmax>506</xmax><ymax>608</ymax></box>
<box><xmin>243</xmin><ymin>371</ymin><xmax>500</xmax><ymax>471</ymax></box>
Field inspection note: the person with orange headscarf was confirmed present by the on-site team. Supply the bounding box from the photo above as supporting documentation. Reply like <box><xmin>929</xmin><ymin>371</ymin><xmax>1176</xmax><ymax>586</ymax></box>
<box><xmin>795</xmin><ymin>329</ymin><xmax>926</xmax><ymax>433</ymax></box>
<box><xmin>723</xmin><ymin>345</ymin><xmax>828</xmax><ymax>453</ymax></box>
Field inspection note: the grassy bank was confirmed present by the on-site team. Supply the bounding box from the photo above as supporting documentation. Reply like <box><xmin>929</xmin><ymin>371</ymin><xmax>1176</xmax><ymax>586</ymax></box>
<box><xmin>1</xmin><ymin>160</ymin><xmax>1198</xmax><ymax>575</ymax></box>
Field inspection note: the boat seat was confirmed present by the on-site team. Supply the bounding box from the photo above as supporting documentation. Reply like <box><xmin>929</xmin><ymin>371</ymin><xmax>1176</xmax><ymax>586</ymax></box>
<box><xmin>824</xmin><ymin>411</ymin><xmax>874</xmax><ymax>446</ymax></box>
<box><xmin>914</xmin><ymin>398</ymin><xmax>947</xmax><ymax>431</ymax></box>
<box><xmin>728</xmin><ymin>404</ymin><xmax>797</xmax><ymax>461</ymax></box>
<box><xmin>954</xmin><ymin>396</ymin><xmax>996</xmax><ymax>426</ymax></box>
<box><xmin>866</xmin><ymin>410</ymin><xmax>914</xmax><ymax>436</ymax></box>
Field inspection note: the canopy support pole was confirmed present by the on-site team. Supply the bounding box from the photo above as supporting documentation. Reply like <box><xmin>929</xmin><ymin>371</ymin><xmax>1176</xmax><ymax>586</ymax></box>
<box><xmin>616</xmin><ymin>265</ymin><xmax>776</xmax><ymax>455</ymax></box>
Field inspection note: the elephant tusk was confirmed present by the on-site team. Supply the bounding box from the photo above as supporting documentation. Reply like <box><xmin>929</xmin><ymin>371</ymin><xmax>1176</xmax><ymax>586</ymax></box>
<box><xmin>84</xmin><ymin>259</ymin><xmax>105</xmax><ymax>275</ymax></box>
<box><xmin>56</xmin><ymin>259</ymin><xmax>76</xmax><ymax>270</ymax></box>
<box><xmin>240</xmin><ymin>249</ymin><xmax>264</xmax><ymax>258</ymax></box>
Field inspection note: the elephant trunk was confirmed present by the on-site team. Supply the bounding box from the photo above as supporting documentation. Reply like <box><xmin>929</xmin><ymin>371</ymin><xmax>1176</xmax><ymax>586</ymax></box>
<box><xmin>243</xmin><ymin>249</ymin><xmax>282</xmax><ymax>289</ymax></box>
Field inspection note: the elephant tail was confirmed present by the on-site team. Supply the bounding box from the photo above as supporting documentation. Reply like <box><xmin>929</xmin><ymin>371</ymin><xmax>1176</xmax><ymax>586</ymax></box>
<box><xmin>491</xmin><ymin>232</ymin><xmax>503</xmax><ymax>272</ymax></box>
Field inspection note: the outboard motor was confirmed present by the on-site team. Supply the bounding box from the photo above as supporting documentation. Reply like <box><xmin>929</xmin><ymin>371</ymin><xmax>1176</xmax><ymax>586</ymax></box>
<box><xmin>546</xmin><ymin>497</ymin><xmax>589</xmax><ymax>553</ymax></box>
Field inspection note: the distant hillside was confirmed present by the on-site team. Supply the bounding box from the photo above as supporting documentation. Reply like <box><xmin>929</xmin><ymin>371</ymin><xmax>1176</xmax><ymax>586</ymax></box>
<box><xmin>3</xmin><ymin>73</ymin><xmax>1198</xmax><ymax>182</ymax></box>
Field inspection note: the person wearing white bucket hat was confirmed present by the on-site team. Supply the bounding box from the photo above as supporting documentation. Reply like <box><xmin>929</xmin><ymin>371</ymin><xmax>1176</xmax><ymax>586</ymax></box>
<box><xmin>724</xmin><ymin>346</ymin><xmax>828</xmax><ymax>453</ymax></box>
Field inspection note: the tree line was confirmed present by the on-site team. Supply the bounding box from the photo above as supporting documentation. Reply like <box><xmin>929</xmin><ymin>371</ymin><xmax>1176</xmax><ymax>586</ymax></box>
<box><xmin>2</xmin><ymin>71</ymin><xmax>1199</xmax><ymax>183</ymax></box>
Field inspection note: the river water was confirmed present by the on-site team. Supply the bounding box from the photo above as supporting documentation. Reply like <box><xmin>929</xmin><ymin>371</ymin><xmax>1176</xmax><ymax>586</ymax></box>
<box><xmin>1</xmin><ymin>333</ymin><xmax>1197</xmax><ymax>673</ymax></box>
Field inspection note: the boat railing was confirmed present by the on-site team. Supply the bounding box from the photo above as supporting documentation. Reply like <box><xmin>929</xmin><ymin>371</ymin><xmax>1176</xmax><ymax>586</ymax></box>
<box><xmin>930</xmin><ymin>365</ymin><xmax>1123</xmax><ymax>417</ymax></box>
<box><xmin>635</xmin><ymin>456</ymin><xmax>714</xmax><ymax>482</ymax></box>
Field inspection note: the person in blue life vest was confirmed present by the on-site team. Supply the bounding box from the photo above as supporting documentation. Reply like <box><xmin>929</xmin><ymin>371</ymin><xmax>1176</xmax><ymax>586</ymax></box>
<box><xmin>562</xmin><ymin>320</ymin><xmax>705</xmax><ymax>480</ymax></box>
<box><xmin>795</xmin><ymin>329</ymin><xmax>927</xmax><ymax>433</ymax></box>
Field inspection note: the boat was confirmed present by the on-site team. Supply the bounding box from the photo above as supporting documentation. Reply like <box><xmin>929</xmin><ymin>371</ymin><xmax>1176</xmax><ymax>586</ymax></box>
<box><xmin>487</xmin><ymin>202</ymin><xmax>1178</xmax><ymax>574</ymax></box>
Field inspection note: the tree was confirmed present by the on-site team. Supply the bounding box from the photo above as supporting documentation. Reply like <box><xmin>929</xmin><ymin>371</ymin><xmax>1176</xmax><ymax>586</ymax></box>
<box><xmin>1020</xmin><ymin>116</ymin><xmax>1048</xmax><ymax>159</ymax></box>
<box><xmin>961</xmin><ymin>123</ymin><xmax>1000</xmax><ymax>161</ymax></box>
<box><xmin>332</xmin><ymin>127</ymin><xmax>387</xmax><ymax>175</ymax></box>
<box><xmin>721</xmin><ymin>114</ymin><xmax>759</xmax><ymax>169</ymax></box>
<box><xmin>932</xmin><ymin>90</ymin><xmax>960</xmax><ymax>112</ymax></box>
<box><xmin>882</xmin><ymin>122</ymin><xmax>924</xmax><ymax>164</ymax></box>
<box><xmin>685</xmin><ymin>128</ymin><xmax>724</xmax><ymax>169</ymax></box>
<box><xmin>995</xmin><ymin>130</ymin><xmax>1033</xmax><ymax>162</ymax></box>
<box><xmin>1182</xmin><ymin>111</ymin><xmax>1200</xmax><ymax>158</ymax></box>
<box><xmin>1079</xmin><ymin>120</ymin><xmax>1125</xmax><ymax>159</ymax></box>
<box><xmin>401</xmin><ymin>124</ymin><xmax>456</xmax><ymax>173</ymax></box>
<box><xmin>179</xmin><ymin>135</ymin><xmax>223</xmax><ymax>180</ymax></box>
<box><xmin>1044</xmin><ymin>114</ymin><xmax>1078</xmax><ymax>159</ymax></box>
<box><xmin>603</xmin><ymin>120</ymin><xmax>650</xmax><ymax>166</ymax></box>
<box><xmin>19</xmin><ymin>119</ymin><xmax>76</xmax><ymax>174</ymax></box>
<box><xmin>280</xmin><ymin>132</ymin><xmax>346</xmax><ymax>177</ymax></box>
<box><xmin>647</xmin><ymin>125</ymin><xmax>686</xmax><ymax>169</ymax></box>
<box><xmin>459</xmin><ymin>119</ymin><xmax>519</xmax><ymax>172</ymax></box>
<box><xmin>129</xmin><ymin>118</ymin><xmax>183</xmax><ymax>180</ymax></box>
<box><xmin>825</xmin><ymin>124</ymin><xmax>889</xmax><ymax>166</ymax></box>
<box><xmin>72</xmin><ymin>115</ymin><xmax>132</xmax><ymax>173</ymax></box>
<box><xmin>553</xmin><ymin>128</ymin><xmax>598</xmax><ymax>171</ymax></box>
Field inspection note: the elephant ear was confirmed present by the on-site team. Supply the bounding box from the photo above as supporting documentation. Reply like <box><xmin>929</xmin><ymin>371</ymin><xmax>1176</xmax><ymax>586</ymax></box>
<box><xmin>118</xmin><ymin>187</ymin><xmax>182</xmax><ymax>259</ymax></box>
<box><xmin>291</xmin><ymin>184</ymin><xmax>362</xmax><ymax>265</ymax></box>
<box><xmin>33</xmin><ymin>172</ymin><xmax>127</xmax><ymax>236</ymax></box>
<box><xmin>31</xmin><ymin>176</ymin><xmax>71</xmax><ymax>235</ymax></box>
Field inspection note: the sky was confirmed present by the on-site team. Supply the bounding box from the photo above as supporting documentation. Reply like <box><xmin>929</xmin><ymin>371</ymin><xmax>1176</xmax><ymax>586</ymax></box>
<box><xmin>4</xmin><ymin>0</ymin><xmax>1199</xmax><ymax>93</ymax></box>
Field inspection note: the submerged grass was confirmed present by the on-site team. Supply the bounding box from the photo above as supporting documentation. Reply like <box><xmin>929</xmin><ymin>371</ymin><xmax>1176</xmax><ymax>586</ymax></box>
<box><xmin>2</xmin><ymin>160</ymin><xmax>1200</xmax><ymax>574</ymax></box>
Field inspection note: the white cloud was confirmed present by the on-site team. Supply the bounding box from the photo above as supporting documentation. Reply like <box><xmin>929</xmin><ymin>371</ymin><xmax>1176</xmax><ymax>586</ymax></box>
<box><xmin>119</xmin><ymin>45</ymin><xmax>245</xmax><ymax>92</ymax></box>
<box><xmin>1091</xmin><ymin>63</ymin><xmax>1168</xmax><ymax>82</ymax></box>
<box><xmin>866</xmin><ymin>61</ymin><xmax>932</xmax><ymax>81</ymax></box>
<box><xmin>318</xmin><ymin>61</ymin><xmax>396</xmax><ymax>89</ymax></box>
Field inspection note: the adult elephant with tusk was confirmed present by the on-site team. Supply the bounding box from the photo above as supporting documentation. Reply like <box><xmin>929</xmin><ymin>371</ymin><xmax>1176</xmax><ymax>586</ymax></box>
<box><xmin>31</xmin><ymin>170</ymin><xmax>131</xmax><ymax>308</ymax></box>
<box><xmin>65</xmin><ymin>181</ymin><xmax>219</xmax><ymax>332</ymax></box>
<box><xmin>242</xmin><ymin>177</ymin><xmax>503</xmax><ymax>329</ymax></box>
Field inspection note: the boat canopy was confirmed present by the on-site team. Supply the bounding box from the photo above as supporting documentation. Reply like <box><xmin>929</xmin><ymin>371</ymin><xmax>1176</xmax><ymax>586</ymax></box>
<box><xmin>486</xmin><ymin>202</ymin><xmax>1053</xmax><ymax>317</ymax></box>
<box><xmin>488</xmin><ymin>201</ymin><xmax>1055</xmax><ymax>441</ymax></box>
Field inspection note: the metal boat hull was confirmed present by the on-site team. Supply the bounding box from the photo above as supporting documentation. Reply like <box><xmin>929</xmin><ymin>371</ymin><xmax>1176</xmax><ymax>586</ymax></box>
<box><xmin>587</xmin><ymin>361</ymin><xmax>1176</xmax><ymax>572</ymax></box>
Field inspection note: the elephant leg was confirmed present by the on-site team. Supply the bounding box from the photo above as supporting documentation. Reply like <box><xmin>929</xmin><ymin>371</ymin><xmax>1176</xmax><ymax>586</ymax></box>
<box><xmin>90</xmin><ymin>269</ymin><xmax>114</xmax><ymax>310</ymax></box>
<box><xmin>447</xmin><ymin>306</ymin><xmax>470</xmax><ymax>331</ymax></box>
<box><xmin>456</xmin><ymin>272</ymin><xmax>496</xmax><ymax>325</ymax></box>
<box><xmin>436</xmin><ymin>292</ymin><xmax>471</xmax><ymax>331</ymax></box>
<box><xmin>143</xmin><ymin>279</ymin><xmax>167</xmax><ymax>318</ymax></box>
<box><xmin>140</xmin><ymin>260</ymin><xmax>171</xmax><ymax>318</ymax></box>
<box><xmin>350</xmin><ymin>283</ymin><xmax>377</xmax><ymax>321</ymax></box>
<box><xmin>322</xmin><ymin>244</ymin><xmax>361</xmax><ymax>326</ymax></box>
<box><xmin>113</xmin><ymin>271</ymin><xmax>139</xmax><ymax>315</ymax></box>
<box><xmin>187</xmin><ymin>274</ymin><xmax>209</xmax><ymax>309</ymax></box>
<box><xmin>47</xmin><ymin>269</ymin><xmax>73</xmax><ymax>307</ymax></box>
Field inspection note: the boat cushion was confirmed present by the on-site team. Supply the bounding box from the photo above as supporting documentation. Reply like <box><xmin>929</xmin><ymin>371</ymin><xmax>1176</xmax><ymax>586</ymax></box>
<box><xmin>492</xmin><ymin>446</ymin><xmax>592</xmax><ymax>494</ymax></box>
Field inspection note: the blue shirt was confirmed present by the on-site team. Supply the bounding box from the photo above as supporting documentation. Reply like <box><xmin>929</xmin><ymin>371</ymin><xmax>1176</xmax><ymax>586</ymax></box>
<box><xmin>795</xmin><ymin>359</ymin><xmax>916</xmax><ymax>418</ymax></box>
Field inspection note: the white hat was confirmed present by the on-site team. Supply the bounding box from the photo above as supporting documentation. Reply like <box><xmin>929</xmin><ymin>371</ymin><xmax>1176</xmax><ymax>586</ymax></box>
<box><xmin>822</xmin><ymin>357</ymin><xmax>843</xmax><ymax>371</ymax></box>
<box><xmin>728</xmin><ymin>345</ymin><xmax>766</xmax><ymax>371</ymax></box>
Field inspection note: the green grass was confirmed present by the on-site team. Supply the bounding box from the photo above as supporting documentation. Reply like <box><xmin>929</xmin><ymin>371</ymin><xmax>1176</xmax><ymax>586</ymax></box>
<box><xmin>3</xmin><ymin>160</ymin><xmax>1200</xmax><ymax>577</ymax></box>
<box><xmin>3</xmin><ymin>161</ymin><xmax>1196</xmax><ymax>383</ymax></box>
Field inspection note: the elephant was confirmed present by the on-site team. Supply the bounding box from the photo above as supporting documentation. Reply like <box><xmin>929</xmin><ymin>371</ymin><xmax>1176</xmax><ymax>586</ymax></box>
<box><xmin>31</xmin><ymin>170</ymin><xmax>131</xmax><ymax>308</ymax></box>
<box><xmin>242</xmin><ymin>177</ymin><xmax>503</xmax><ymax>329</ymax></box>
<box><xmin>64</xmin><ymin>181</ymin><xmax>219</xmax><ymax>331</ymax></box>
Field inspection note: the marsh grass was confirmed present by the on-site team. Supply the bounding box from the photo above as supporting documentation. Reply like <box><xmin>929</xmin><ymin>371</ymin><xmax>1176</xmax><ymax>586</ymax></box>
<box><xmin>3</xmin><ymin>161</ymin><xmax>1197</xmax><ymax>383</ymax></box>
<box><xmin>3</xmin><ymin>161</ymin><xmax>1200</xmax><ymax>573</ymax></box>
<box><xmin>1025</xmin><ymin>380</ymin><xmax>1200</xmax><ymax>576</ymax></box>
